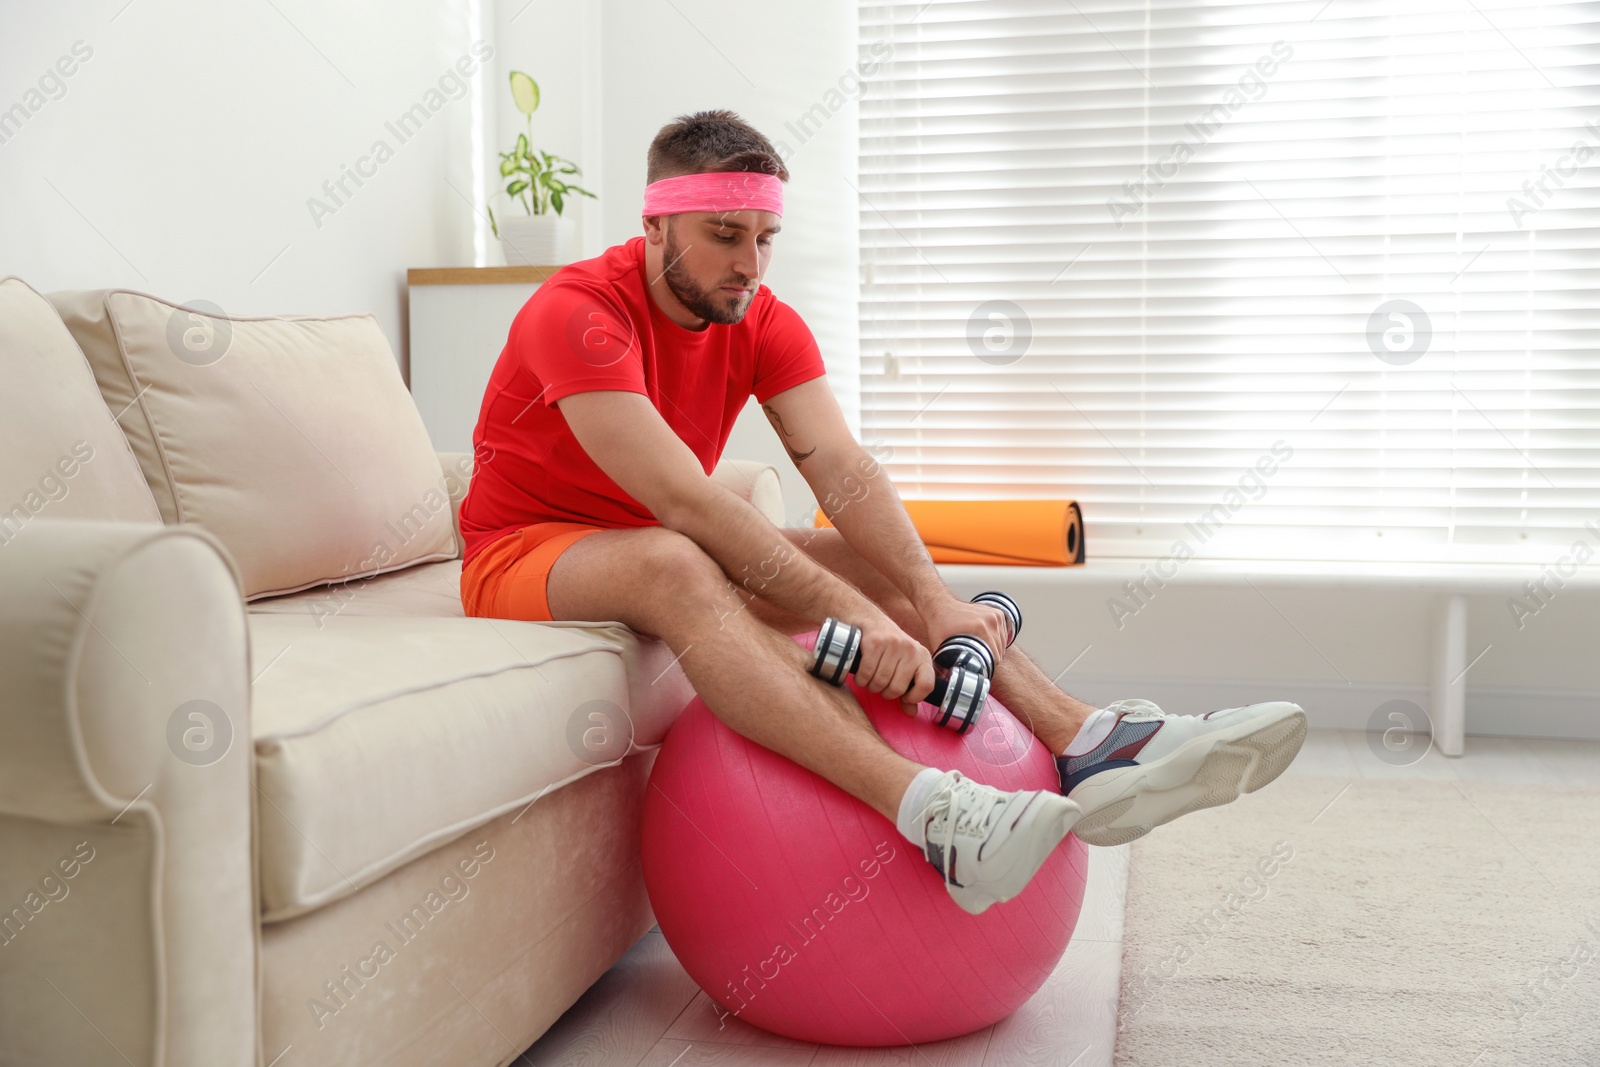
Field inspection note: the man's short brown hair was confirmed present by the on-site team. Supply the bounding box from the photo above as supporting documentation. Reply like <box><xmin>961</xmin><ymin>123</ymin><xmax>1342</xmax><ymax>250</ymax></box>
<box><xmin>646</xmin><ymin>109</ymin><xmax>789</xmax><ymax>185</ymax></box>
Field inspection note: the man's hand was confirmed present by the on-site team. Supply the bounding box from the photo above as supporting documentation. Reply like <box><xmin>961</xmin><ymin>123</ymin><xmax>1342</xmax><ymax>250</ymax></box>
<box><xmin>921</xmin><ymin>594</ymin><xmax>1013</xmax><ymax>679</ymax></box>
<box><xmin>853</xmin><ymin>609</ymin><xmax>938</xmax><ymax>717</ymax></box>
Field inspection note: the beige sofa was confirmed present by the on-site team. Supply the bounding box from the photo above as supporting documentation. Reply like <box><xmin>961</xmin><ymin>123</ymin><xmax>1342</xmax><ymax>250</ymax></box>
<box><xmin>0</xmin><ymin>277</ymin><xmax>785</xmax><ymax>1067</ymax></box>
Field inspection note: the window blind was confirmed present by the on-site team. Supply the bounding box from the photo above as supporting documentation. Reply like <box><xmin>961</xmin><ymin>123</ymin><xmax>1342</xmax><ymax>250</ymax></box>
<box><xmin>857</xmin><ymin>0</ymin><xmax>1600</xmax><ymax>563</ymax></box>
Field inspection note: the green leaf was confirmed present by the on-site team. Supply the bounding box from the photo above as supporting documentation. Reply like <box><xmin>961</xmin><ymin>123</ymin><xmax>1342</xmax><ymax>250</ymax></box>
<box><xmin>515</xmin><ymin>132</ymin><xmax>528</xmax><ymax>159</ymax></box>
<box><xmin>551</xmin><ymin>190</ymin><xmax>564</xmax><ymax>214</ymax></box>
<box><xmin>506</xmin><ymin>179</ymin><xmax>530</xmax><ymax>197</ymax></box>
<box><xmin>509</xmin><ymin>71</ymin><xmax>540</xmax><ymax>117</ymax></box>
<box><xmin>499</xmin><ymin>156</ymin><xmax>517</xmax><ymax>177</ymax></box>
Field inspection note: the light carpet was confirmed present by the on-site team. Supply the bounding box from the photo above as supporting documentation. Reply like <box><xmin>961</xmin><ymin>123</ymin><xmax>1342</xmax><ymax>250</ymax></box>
<box><xmin>1113</xmin><ymin>774</ymin><xmax>1600</xmax><ymax>1066</ymax></box>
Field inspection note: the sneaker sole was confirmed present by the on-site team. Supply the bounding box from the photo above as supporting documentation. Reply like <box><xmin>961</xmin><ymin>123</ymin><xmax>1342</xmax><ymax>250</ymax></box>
<box><xmin>946</xmin><ymin>795</ymin><xmax>1081</xmax><ymax>916</ymax></box>
<box><xmin>1069</xmin><ymin>706</ymin><xmax>1308</xmax><ymax>848</ymax></box>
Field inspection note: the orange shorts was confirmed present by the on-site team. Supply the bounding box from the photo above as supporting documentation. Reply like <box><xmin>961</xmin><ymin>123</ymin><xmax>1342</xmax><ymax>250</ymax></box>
<box><xmin>460</xmin><ymin>522</ymin><xmax>608</xmax><ymax>622</ymax></box>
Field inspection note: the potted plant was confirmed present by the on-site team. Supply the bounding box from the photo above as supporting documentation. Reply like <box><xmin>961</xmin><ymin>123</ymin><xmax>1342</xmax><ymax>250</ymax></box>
<box><xmin>489</xmin><ymin>70</ymin><xmax>596</xmax><ymax>266</ymax></box>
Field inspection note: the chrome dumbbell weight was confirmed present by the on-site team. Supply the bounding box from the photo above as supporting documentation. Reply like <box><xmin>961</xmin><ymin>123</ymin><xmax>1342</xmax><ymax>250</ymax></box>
<box><xmin>930</xmin><ymin>590</ymin><xmax>1023</xmax><ymax>677</ymax></box>
<box><xmin>807</xmin><ymin>591</ymin><xmax>1023</xmax><ymax>734</ymax></box>
<box><xmin>808</xmin><ymin>616</ymin><xmax>991</xmax><ymax>733</ymax></box>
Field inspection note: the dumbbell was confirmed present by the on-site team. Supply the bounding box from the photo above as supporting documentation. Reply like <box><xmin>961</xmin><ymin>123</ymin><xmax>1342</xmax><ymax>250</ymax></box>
<box><xmin>808</xmin><ymin>591</ymin><xmax>1023</xmax><ymax>734</ymax></box>
<box><xmin>809</xmin><ymin>616</ymin><xmax>991</xmax><ymax>732</ymax></box>
<box><xmin>812</xmin><ymin>590</ymin><xmax>1022</xmax><ymax>691</ymax></box>
<box><xmin>933</xmin><ymin>590</ymin><xmax>1023</xmax><ymax>677</ymax></box>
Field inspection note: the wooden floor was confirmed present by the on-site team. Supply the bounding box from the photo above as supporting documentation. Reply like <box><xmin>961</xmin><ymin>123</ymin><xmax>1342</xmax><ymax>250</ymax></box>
<box><xmin>519</xmin><ymin>731</ymin><xmax>1600</xmax><ymax>1067</ymax></box>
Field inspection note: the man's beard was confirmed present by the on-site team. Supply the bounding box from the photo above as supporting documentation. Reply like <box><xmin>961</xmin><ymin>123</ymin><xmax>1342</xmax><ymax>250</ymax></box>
<box><xmin>662</xmin><ymin>221</ymin><xmax>752</xmax><ymax>326</ymax></box>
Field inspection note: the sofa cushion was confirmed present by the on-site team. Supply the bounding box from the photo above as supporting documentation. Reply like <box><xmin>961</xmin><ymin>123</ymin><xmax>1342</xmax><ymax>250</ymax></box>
<box><xmin>248</xmin><ymin>612</ymin><xmax>695</xmax><ymax>921</ymax></box>
<box><xmin>47</xmin><ymin>288</ymin><xmax>458</xmax><ymax>600</ymax></box>
<box><xmin>0</xmin><ymin>278</ymin><xmax>162</xmax><ymax>543</ymax></box>
<box><xmin>247</xmin><ymin>558</ymin><xmax>465</xmax><ymax>621</ymax></box>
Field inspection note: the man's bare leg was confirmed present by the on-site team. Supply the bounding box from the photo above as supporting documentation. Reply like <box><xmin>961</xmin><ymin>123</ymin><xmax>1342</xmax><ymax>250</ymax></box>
<box><xmin>544</xmin><ymin>525</ymin><xmax>922</xmax><ymax>822</ymax></box>
<box><xmin>731</xmin><ymin>526</ymin><xmax>1099</xmax><ymax>757</ymax></box>
<box><xmin>709</xmin><ymin>528</ymin><xmax>1309</xmax><ymax>853</ymax></box>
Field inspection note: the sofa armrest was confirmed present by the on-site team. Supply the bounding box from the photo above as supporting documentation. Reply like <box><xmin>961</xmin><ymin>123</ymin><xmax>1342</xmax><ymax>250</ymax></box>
<box><xmin>0</xmin><ymin>519</ymin><xmax>257</xmax><ymax>1067</ymax></box>
<box><xmin>711</xmin><ymin>458</ymin><xmax>785</xmax><ymax>525</ymax></box>
<box><xmin>437</xmin><ymin>451</ymin><xmax>474</xmax><ymax>560</ymax></box>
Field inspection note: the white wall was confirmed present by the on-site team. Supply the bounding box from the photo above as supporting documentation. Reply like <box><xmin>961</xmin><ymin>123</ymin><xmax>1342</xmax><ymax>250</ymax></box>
<box><xmin>482</xmin><ymin>0</ymin><xmax>600</xmax><ymax>267</ymax></box>
<box><xmin>0</xmin><ymin>0</ymin><xmax>486</xmax><ymax>382</ymax></box>
<box><xmin>2</xmin><ymin>0</ymin><xmax>864</xmax><ymax>524</ymax></box>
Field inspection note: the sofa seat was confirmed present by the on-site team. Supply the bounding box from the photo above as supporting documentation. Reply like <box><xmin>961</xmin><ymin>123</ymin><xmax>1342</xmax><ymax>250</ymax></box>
<box><xmin>247</xmin><ymin>557</ymin><xmax>467</xmax><ymax>620</ymax></box>
<box><xmin>248</xmin><ymin>610</ymin><xmax>696</xmax><ymax>922</ymax></box>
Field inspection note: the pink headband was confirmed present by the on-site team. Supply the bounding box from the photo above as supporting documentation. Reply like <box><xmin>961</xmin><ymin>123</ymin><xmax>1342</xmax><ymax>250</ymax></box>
<box><xmin>641</xmin><ymin>171</ymin><xmax>784</xmax><ymax>217</ymax></box>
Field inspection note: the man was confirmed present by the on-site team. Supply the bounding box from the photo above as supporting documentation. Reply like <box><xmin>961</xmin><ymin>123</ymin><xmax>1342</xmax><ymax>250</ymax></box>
<box><xmin>460</xmin><ymin>109</ymin><xmax>1307</xmax><ymax>916</ymax></box>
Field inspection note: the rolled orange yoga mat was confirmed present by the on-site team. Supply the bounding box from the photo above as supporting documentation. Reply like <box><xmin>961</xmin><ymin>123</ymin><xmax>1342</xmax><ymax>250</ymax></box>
<box><xmin>814</xmin><ymin>499</ymin><xmax>1085</xmax><ymax>566</ymax></box>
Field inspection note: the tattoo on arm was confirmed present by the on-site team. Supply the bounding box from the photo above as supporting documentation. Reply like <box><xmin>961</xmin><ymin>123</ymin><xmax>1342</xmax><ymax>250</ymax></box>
<box><xmin>762</xmin><ymin>403</ymin><xmax>816</xmax><ymax>466</ymax></box>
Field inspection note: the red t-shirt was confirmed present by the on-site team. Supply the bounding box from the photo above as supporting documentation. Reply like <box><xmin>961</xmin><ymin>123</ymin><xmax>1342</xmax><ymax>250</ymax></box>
<box><xmin>459</xmin><ymin>235</ymin><xmax>828</xmax><ymax>567</ymax></box>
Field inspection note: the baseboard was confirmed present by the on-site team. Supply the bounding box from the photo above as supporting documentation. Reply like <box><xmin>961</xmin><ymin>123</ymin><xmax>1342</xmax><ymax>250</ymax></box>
<box><xmin>1057</xmin><ymin>675</ymin><xmax>1600</xmax><ymax>743</ymax></box>
<box><xmin>1464</xmin><ymin>685</ymin><xmax>1600</xmax><ymax>743</ymax></box>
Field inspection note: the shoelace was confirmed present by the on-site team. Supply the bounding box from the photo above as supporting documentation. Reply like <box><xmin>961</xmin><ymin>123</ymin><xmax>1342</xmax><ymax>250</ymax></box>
<box><xmin>926</xmin><ymin>774</ymin><xmax>1009</xmax><ymax>883</ymax></box>
<box><xmin>1103</xmin><ymin>698</ymin><xmax>1168</xmax><ymax>722</ymax></box>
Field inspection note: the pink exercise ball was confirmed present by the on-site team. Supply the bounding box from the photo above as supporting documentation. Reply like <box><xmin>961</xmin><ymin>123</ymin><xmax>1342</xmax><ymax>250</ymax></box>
<box><xmin>640</xmin><ymin>629</ymin><xmax>1089</xmax><ymax>1047</ymax></box>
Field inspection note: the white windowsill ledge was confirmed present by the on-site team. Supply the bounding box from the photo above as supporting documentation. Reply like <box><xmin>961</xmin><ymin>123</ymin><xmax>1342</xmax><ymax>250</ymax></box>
<box><xmin>934</xmin><ymin>557</ymin><xmax>1600</xmax><ymax>594</ymax></box>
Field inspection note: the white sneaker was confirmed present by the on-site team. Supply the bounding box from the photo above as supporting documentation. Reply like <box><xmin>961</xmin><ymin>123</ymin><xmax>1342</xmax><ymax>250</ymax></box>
<box><xmin>1058</xmin><ymin>698</ymin><xmax>1308</xmax><ymax>847</ymax></box>
<box><xmin>916</xmin><ymin>769</ymin><xmax>1081</xmax><ymax>916</ymax></box>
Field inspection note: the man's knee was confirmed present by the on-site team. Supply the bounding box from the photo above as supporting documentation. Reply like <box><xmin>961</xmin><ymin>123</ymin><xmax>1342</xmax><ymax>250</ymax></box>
<box><xmin>637</xmin><ymin>528</ymin><xmax>773</xmax><ymax>639</ymax></box>
<box><xmin>639</xmin><ymin>527</ymin><xmax>729</xmax><ymax>598</ymax></box>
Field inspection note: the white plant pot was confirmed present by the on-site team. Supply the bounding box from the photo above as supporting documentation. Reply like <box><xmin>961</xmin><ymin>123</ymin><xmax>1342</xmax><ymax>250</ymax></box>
<box><xmin>499</xmin><ymin>214</ymin><xmax>573</xmax><ymax>266</ymax></box>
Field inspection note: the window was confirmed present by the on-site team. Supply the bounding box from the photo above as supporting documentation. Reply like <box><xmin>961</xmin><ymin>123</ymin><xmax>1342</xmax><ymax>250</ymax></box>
<box><xmin>858</xmin><ymin>0</ymin><xmax>1600</xmax><ymax>563</ymax></box>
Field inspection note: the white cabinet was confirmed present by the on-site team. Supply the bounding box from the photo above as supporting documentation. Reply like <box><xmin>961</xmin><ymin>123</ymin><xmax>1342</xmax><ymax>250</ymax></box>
<box><xmin>406</xmin><ymin>266</ymin><xmax>558</xmax><ymax>453</ymax></box>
